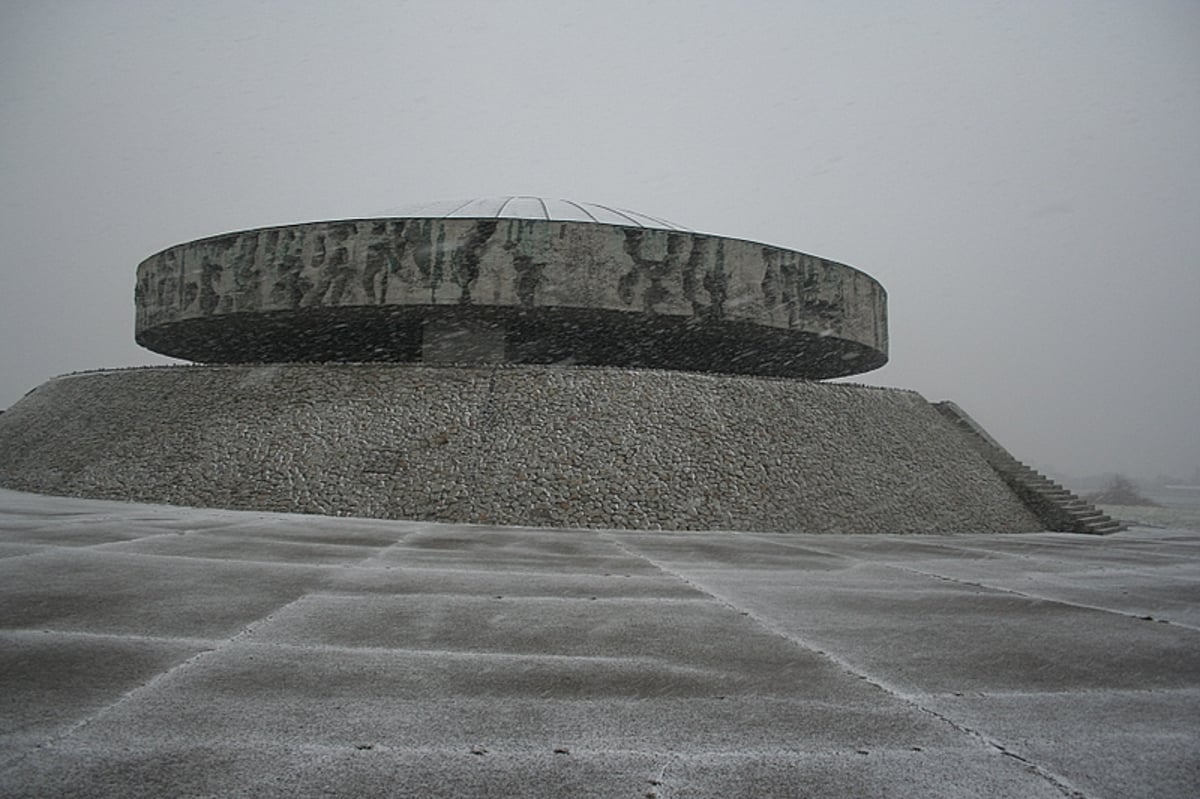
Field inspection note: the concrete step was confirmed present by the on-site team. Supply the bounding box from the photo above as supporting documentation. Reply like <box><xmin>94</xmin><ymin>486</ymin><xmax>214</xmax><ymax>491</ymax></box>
<box><xmin>935</xmin><ymin>400</ymin><xmax>1117</xmax><ymax>537</ymax></box>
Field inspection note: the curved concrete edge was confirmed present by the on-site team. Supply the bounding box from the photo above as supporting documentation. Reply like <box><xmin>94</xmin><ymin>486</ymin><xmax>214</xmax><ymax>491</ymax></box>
<box><xmin>0</xmin><ymin>364</ymin><xmax>1043</xmax><ymax>534</ymax></box>
<box><xmin>133</xmin><ymin>217</ymin><xmax>888</xmax><ymax>377</ymax></box>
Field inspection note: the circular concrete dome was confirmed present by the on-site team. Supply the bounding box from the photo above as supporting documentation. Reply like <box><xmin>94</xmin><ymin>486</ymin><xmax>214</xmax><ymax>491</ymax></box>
<box><xmin>135</xmin><ymin>198</ymin><xmax>887</xmax><ymax>378</ymax></box>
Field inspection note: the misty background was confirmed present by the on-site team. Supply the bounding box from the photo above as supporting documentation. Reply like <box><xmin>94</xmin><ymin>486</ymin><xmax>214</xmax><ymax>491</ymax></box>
<box><xmin>1</xmin><ymin>0</ymin><xmax>1196</xmax><ymax>486</ymax></box>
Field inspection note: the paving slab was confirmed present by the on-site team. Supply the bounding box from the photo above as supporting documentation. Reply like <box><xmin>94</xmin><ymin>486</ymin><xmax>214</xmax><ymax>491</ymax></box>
<box><xmin>0</xmin><ymin>549</ymin><xmax>326</xmax><ymax>638</ymax></box>
<box><xmin>1</xmin><ymin>488</ymin><xmax>1198</xmax><ymax>798</ymax></box>
<box><xmin>742</xmin><ymin>529</ymin><xmax>1200</xmax><ymax>627</ymax></box>
<box><xmin>95</xmin><ymin>531</ymin><xmax>392</xmax><ymax>566</ymax></box>
<box><xmin>0</xmin><ymin>542</ymin><xmax>47</xmax><ymax>560</ymax></box>
<box><xmin>891</xmin><ymin>560</ymin><xmax>1200</xmax><ymax>627</ymax></box>
<box><xmin>375</xmin><ymin>527</ymin><xmax>661</xmax><ymax>575</ymax></box>
<box><xmin>55</xmin><ymin>646</ymin><xmax>950</xmax><ymax>752</ymax></box>
<box><xmin>0</xmin><ymin>630</ymin><xmax>208</xmax><ymax>756</ymax></box>
<box><xmin>922</xmin><ymin>690</ymin><xmax>1200</xmax><ymax>798</ymax></box>
<box><xmin>625</xmin><ymin>562</ymin><xmax>1199</xmax><ymax>693</ymax></box>
<box><xmin>320</xmin><ymin>564</ymin><xmax>707</xmax><ymax>600</ymax></box>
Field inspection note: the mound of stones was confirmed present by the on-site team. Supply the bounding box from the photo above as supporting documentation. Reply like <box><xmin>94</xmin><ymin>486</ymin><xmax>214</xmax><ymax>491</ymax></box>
<box><xmin>0</xmin><ymin>364</ymin><xmax>1042</xmax><ymax>534</ymax></box>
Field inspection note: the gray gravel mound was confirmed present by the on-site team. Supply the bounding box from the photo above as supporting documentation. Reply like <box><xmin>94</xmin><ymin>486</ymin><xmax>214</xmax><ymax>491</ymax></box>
<box><xmin>0</xmin><ymin>364</ymin><xmax>1042</xmax><ymax>533</ymax></box>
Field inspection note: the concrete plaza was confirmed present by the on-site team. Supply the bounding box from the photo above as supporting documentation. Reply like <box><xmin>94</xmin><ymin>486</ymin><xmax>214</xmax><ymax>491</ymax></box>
<box><xmin>1</xmin><ymin>488</ymin><xmax>1196</xmax><ymax>797</ymax></box>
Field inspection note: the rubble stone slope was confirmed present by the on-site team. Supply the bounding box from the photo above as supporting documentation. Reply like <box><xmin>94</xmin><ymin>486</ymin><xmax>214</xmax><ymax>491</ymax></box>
<box><xmin>0</xmin><ymin>364</ymin><xmax>1042</xmax><ymax>534</ymax></box>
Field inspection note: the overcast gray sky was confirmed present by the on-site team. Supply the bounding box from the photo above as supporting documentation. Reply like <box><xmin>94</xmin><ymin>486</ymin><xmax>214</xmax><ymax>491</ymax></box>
<box><xmin>2</xmin><ymin>0</ymin><xmax>1197</xmax><ymax>482</ymax></box>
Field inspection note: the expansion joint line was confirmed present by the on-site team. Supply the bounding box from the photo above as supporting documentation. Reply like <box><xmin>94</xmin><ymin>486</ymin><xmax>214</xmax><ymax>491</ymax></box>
<box><xmin>599</xmin><ymin>533</ymin><xmax>1095</xmax><ymax>799</ymax></box>
<box><xmin>907</xmin><ymin>703</ymin><xmax>1091</xmax><ymax>799</ymax></box>
<box><xmin>884</xmin><ymin>559</ymin><xmax>1200</xmax><ymax>634</ymax></box>
<box><xmin>347</xmin><ymin>523</ymin><xmax>424</xmax><ymax>569</ymax></box>
<box><xmin>4</xmin><ymin>590</ymin><xmax>319</xmax><ymax>767</ymax></box>
<box><xmin>747</xmin><ymin>532</ymin><xmax>1200</xmax><ymax>634</ymax></box>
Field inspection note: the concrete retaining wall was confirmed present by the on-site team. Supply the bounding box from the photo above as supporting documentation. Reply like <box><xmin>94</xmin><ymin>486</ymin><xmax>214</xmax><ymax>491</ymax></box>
<box><xmin>0</xmin><ymin>365</ymin><xmax>1043</xmax><ymax>534</ymax></box>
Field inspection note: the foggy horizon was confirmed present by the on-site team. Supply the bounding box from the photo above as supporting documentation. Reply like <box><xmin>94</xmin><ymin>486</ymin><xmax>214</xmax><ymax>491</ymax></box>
<box><xmin>1</xmin><ymin>0</ymin><xmax>1197</xmax><ymax>483</ymax></box>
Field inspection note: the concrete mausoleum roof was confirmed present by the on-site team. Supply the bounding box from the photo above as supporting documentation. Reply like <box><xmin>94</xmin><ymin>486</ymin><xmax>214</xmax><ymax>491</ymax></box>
<box><xmin>133</xmin><ymin>198</ymin><xmax>887</xmax><ymax>377</ymax></box>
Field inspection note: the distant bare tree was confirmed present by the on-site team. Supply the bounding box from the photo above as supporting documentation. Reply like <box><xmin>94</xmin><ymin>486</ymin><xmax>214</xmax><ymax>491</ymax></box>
<box><xmin>1089</xmin><ymin>474</ymin><xmax>1156</xmax><ymax>506</ymax></box>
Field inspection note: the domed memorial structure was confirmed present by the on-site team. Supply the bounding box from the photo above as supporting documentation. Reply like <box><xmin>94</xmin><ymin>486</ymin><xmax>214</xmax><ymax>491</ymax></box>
<box><xmin>134</xmin><ymin>197</ymin><xmax>887</xmax><ymax>378</ymax></box>
<box><xmin>0</xmin><ymin>198</ymin><xmax>1116</xmax><ymax>534</ymax></box>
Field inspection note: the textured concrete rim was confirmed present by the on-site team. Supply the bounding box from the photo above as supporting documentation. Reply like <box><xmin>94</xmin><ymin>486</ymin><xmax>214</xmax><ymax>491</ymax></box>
<box><xmin>134</xmin><ymin>207</ymin><xmax>888</xmax><ymax>377</ymax></box>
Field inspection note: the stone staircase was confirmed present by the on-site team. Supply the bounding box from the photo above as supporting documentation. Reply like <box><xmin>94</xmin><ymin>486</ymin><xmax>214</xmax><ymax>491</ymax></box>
<box><xmin>933</xmin><ymin>400</ymin><xmax>1124</xmax><ymax>535</ymax></box>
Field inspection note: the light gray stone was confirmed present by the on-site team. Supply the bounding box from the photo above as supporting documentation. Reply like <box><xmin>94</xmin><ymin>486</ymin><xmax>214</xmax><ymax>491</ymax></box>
<box><xmin>0</xmin><ymin>364</ymin><xmax>1042</xmax><ymax>534</ymax></box>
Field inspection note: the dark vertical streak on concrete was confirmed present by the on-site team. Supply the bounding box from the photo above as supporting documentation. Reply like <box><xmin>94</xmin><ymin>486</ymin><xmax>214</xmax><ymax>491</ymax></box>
<box><xmin>300</xmin><ymin>234</ymin><xmax>327</xmax><ymax>308</ymax></box>
<box><xmin>175</xmin><ymin>251</ymin><xmax>185</xmax><ymax>314</ymax></box>
<box><xmin>323</xmin><ymin>223</ymin><xmax>357</xmax><ymax>306</ymax></box>
<box><xmin>646</xmin><ymin>233</ymin><xmax>685</xmax><ymax>311</ymax></box>
<box><xmin>407</xmin><ymin>220</ymin><xmax>447</xmax><ymax>304</ymax></box>
<box><xmin>703</xmin><ymin>239</ymin><xmax>727</xmax><ymax>321</ymax></box>
<box><xmin>232</xmin><ymin>232</ymin><xmax>261</xmax><ymax>312</ymax></box>
<box><xmin>621</xmin><ymin>229</ymin><xmax>686</xmax><ymax>312</ymax></box>
<box><xmin>451</xmin><ymin>220</ymin><xmax>499</xmax><ymax>304</ymax></box>
<box><xmin>779</xmin><ymin>251</ymin><xmax>801</xmax><ymax>328</ymax></box>
<box><xmin>199</xmin><ymin>249</ymin><xmax>223</xmax><ymax>317</ymax></box>
<box><xmin>681</xmin><ymin>235</ymin><xmax>711</xmax><ymax>317</ymax></box>
<box><xmin>619</xmin><ymin>230</ymin><xmax>645</xmax><ymax>307</ymax></box>
<box><xmin>761</xmin><ymin>248</ymin><xmax>779</xmax><ymax>310</ymax></box>
<box><xmin>504</xmin><ymin>220</ymin><xmax>544</xmax><ymax>309</ymax></box>
<box><xmin>512</xmin><ymin>253</ymin><xmax>543</xmax><ymax>309</ymax></box>
<box><xmin>363</xmin><ymin>221</ymin><xmax>402</xmax><ymax>305</ymax></box>
<box><xmin>269</xmin><ymin>229</ymin><xmax>309</xmax><ymax>310</ymax></box>
<box><xmin>620</xmin><ymin>229</ymin><xmax>681</xmax><ymax>311</ymax></box>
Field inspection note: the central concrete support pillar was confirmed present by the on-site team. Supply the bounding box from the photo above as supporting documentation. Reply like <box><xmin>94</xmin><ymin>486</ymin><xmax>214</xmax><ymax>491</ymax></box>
<box><xmin>421</xmin><ymin>317</ymin><xmax>507</xmax><ymax>364</ymax></box>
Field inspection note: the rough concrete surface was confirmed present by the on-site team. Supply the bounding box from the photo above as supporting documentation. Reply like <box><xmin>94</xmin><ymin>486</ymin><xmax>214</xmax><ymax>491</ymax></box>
<box><xmin>133</xmin><ymin>212</ymin><xmax>887</xmax><ymax>377</ymax></box>
<box><xmin>1</xmin><ymin>488</ymin><xmax>1197</xmax><ymax>798</ymax></box>
<box><xmin>0</xmin><ymin>364</ymin><xmax>1043</xmax><ymax>534</ymax></box>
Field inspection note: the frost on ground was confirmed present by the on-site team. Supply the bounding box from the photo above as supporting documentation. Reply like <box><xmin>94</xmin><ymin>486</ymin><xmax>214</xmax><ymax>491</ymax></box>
<box><xmin>1099</xmin><ymin>503</ymin><xmax>1200</xmax><ymax>531</ymax></box>
<box><xmin>2</xmin><ymin>487</ymin><xmax>1200</xmax><ymax>798</ymax></box>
